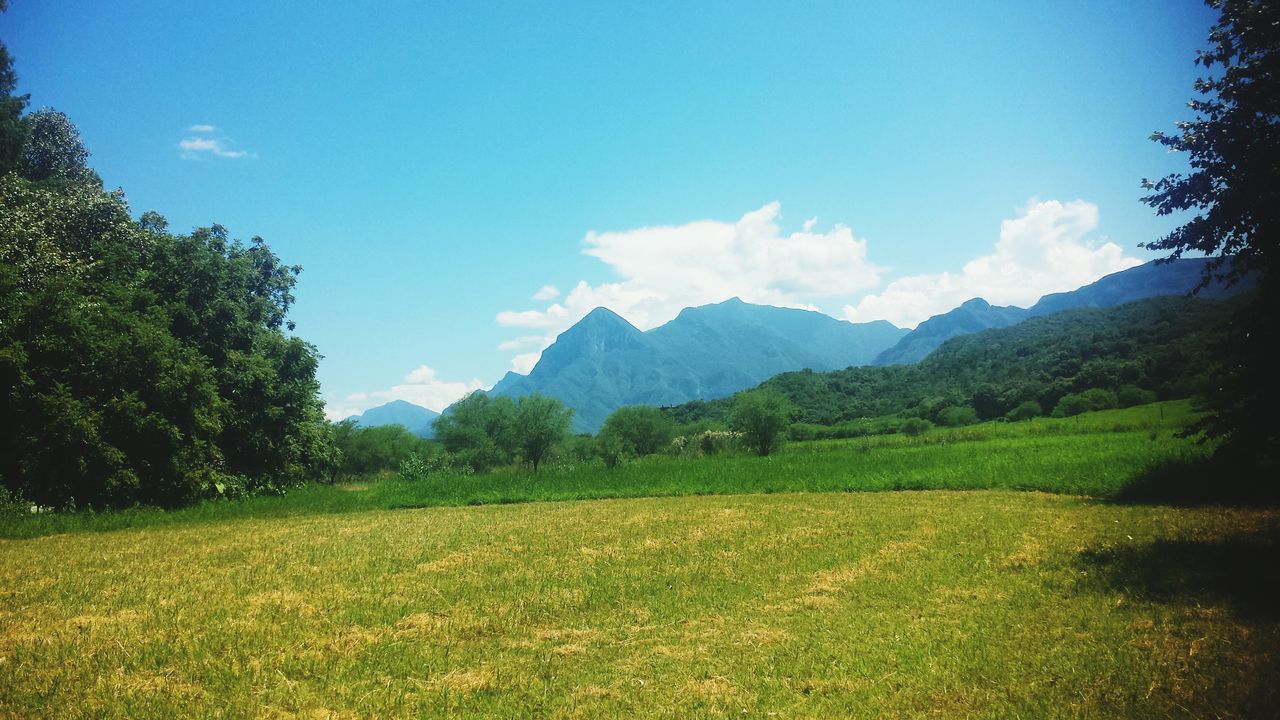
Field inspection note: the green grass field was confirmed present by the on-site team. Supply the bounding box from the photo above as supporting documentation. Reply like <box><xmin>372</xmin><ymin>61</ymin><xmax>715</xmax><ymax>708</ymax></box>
<box><xmin>2</xmin><ymin>402</ymin><xmax>1276</xmax><ymax>717</ymax></box>
<box><xmin>2</xmin><ymin>492</ymin><xmax>1277</xmax><ymax>718</ymax></box>
<box><xmin>1</xmin><ymin>402</ymin><xmax>1235</xmax><ymax>540</ymax></box>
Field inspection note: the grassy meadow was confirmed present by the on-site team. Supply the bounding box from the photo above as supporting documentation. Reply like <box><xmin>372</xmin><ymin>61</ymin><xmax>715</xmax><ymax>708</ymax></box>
<box><xmin>2</xmin><ymin>492</ymin><xmax>1277</xmax><ymax>718</ymax></box>
<box><xmin>2</xmin><ymin>401</ymin><xmax>1277</xmax><ymax>717</ymax></box>
<box><xmin>0</xmin><ymin>402</ymin><xmax>1232</xmax><ymax>540</ymax></box>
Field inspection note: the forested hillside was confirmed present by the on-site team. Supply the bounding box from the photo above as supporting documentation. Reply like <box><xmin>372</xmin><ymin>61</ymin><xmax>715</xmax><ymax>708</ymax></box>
<box><xmin>668</xmin><ymin>295</ymin><xmax>1233</xmax><ymax>428</ymax></box>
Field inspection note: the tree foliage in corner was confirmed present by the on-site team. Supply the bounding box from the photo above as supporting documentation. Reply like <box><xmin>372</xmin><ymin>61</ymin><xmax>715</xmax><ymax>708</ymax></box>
<box><xmin>1141</xmin><ymin>0</ymin><xmax>1279</xmax><ymax>467</ymax></box>
<box><xmin>0</xmin><ymin>41</ymin><xmax>331</xmax><ymax>507</ymax></box>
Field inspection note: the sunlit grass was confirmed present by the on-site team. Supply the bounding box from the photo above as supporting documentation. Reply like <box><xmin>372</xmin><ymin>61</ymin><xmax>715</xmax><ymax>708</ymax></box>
<box><xmin>0</xmin><ymin>402</ymin><xmax>1212</xmax><ymax>539</ymax></box>
<box><xmin>1</xmin><ymin>491</ymin><xmax>1275</xmax><ymax>717</ymax></box>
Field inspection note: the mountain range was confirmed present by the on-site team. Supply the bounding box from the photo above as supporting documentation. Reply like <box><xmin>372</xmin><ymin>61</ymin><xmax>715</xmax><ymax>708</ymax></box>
<box><xmin>363</xmin><ymin>258</ymin><xmax>1246</xmax><ymax>436</ymax></box>
<box><xmin>871</xmin><ymin>258</ymin><xmax>1249</xmax><ymax>365</ymax></box>
<box><xmin>489</xmin><ymin>298</ymin><xmax>907</xmax><ymax>432</ymax></box>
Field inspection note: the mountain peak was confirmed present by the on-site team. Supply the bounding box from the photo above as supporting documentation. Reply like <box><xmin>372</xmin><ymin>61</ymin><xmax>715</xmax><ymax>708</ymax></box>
<box><xmin>579</xmin><ymin>306</ymin><xmax>631</xmax><ymax>325</ymax></box>
<box><xmin>960</xmin><ymin>298</ymin><xmax>991</xmax><ymax>310</ymax></box>
<box><xmin>344</xmin><ymin>399</ymin><xmax>439</xmax><ymax>438</ymax></box>
<box><xmin>533</xmin><ymin>306</ymin><xmax>648</xmax><ymax>377</ymax></box>
<box><xmin>569</xmin><ymin>307</ymin><xmax>642</xmax><ymax>337</ymax></box>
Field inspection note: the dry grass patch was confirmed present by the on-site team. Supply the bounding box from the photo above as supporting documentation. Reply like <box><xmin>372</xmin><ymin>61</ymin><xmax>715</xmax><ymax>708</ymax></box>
<box><xmin>1</xmin><ymin>491</ymin><xmax>1277</xmax><ymax>718</ymax></box>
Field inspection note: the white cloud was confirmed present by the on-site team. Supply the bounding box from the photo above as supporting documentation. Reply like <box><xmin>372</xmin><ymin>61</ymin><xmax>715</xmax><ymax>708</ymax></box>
<box><xmin>497</xmin><ymin>335</ymin><xmax>546</xmax><ymax>352</ymax></box>
<box><xmin>178</xmin><ymin>134</ymin><xmax>251</xmax><ymax>160</ymax></box>
<box><xmin>496</xmin><ymin>304</ymin><xmax>569</xmax><ymax>328</ymax></box>
<box><xmin>495</xmin><ymin>202</ymin><xmax>882</xmax><ymax>372</ymax></box>
<box><xmin>532</xmin><ymin>285</ymin><xmax>560</xmax><ymax>301</ymax></box>
<box><xmin>510</xmin><ymin>351</ymin><xmax>543</xmax><ymax>375</ymax></box>
<box><xmin>187</xmin><ymin>123</ymin><xmax>216</xmax><ymax>133</ymax></box>
<box><xmin>843</xmin><ymin>199</ymin><xmax>1142</xmax><ymax>328</ymax></box>
<box><xmin>324</xmin><ymin>364</ymin><xmax>485</xmax><ymax>420</ymax></box>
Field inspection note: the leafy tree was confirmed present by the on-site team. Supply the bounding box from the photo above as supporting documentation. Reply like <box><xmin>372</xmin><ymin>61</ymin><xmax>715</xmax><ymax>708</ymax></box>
<box><xmin>731</xmin><ymin>389</ymin><xmax>793</xmax><ymax>456</ymax></box>
<box><xmin>0</xmin><ymin>25</ymin><xmax>28</xmax><ymax>175</ymax></box>
<box><xmin>18</xmin><ymin>108</ymin><xmax>98</xmax><ymax>185</ymax></box>
<box><xmin>1141</xmin><ymin>0</ymin><xmax>1279</xmax><ymax>467</ymax></box>
<box><xmin>0</xmin><ymin>112</ymin><xmax>329</xmax><ymax>506</ymax></box>
<box><xmin>599</xmin><ymin>405</ymin><xmax>675</xmax><ymax>459</ymax></box>
<box><xmin>970</xmin><ymin>386</ymin><xmax>1004</xmax><ymax>421</ymax></box>
<box><xmin>431</xmin><ymin>392</ymin><xmax>515</xmax><ymax>472</ymax></box>
<box><xmin>331</xmin><ymin>421</ymin><xmax>436</xmax><ymax>478</ymax></box>
<box><xmin>514</xmin><ymin>393</ymin><xmax>573</xmax><ymax>471</ymax></box>
<box><xmin>1052</xmin><ymin>389</ymin><xmax>1118</xmax><ymax>418</ymax></box>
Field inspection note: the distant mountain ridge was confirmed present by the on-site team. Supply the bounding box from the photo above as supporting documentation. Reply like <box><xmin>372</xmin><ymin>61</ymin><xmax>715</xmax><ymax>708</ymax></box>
<box><xmin>489</xmin><ymin>298</ymin><xmax>908</xmax><ymax>432</ymax></box>
<box><xmin>470</xmin><ymin>258</ymin><xmax>1248</xmax><ymax>433</ymax></box>
<box><xmin>873</xmin><ymin>298</ymin><xmax>1027</xmax><ymax>366</ymax></box>
<box><xmin>872</xmin><ymin>258</ymin><xmax>1249</xmax><ymax>365</ymax></box>
<box><xmin>344</xmin><ymin>399</ymin><xmax>439</xmax><ymax>438</ymax></box>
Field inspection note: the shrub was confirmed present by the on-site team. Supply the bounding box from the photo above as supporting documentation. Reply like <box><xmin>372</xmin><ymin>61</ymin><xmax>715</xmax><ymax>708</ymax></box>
<box><xmin>599</xmin><ymin>406</ymin><xmax>676</xmax><ymax>458</ymax></box>
<box><xmin>1116</xmin><ymin>384</ymin><xmax>1158</xmax><ymax>408</ymax></box>
<box><xmin>937</xmin><ymin>405</ymin><xmax>980</xmax><ymax>427</ymax></box>
<box><xmin>1005</xmin><ymin>400</ymin><xmax>1043</xmax><ymax>422</ymax></box>
<box><xmin>1052</xmin><ymin>388</ymin><xmax>1119</xmax><ymax>417</ymax></box>
<box><xmin>901</xmin><ymin>418</ymin><xmax>933</xmax><ymax>436</ymax></box>
<box><xmin>399</xmin><ymin>451</ymin><xmax>472</xmax><ymax>481</ymax></box>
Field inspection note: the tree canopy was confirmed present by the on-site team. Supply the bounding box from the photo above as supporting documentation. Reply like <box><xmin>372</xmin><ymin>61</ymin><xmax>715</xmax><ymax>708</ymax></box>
<box><xmin>1141</xmin><ymin>0</ymin><xmax>1279</xmax><ymax>286</ymax></box>
<box><xmin>0</xmin><ymin>47</ymin><xmax>331</xmax><ymax>506</ymax></box>
<box><xmin>730</xmin><ymin>389</ymin><xmax>794</xmax><ymax>456</ymax></box>
<box><xmin>1142</xmin><ymin>0</ymin><xmax>1279</xmax><ymax>467</ymax></box>
<box><xmin>431</xmin><ymin>391</ymin><xmax>573</xmax><ymax>472</ymax></box>
<box><xmin>599</xmin><ymin>405</ymin><xmax>676</xmax><ymax>459</ymax></box>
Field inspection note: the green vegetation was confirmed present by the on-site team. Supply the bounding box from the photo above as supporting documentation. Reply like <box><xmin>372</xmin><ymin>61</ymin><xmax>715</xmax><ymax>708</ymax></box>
<box><xmin>598</xmin><ymin>405</ymin><xmax>677</xmax><ymax>466</ymax></box>
<box><xmin>730</xmin><ymin>388</ymin><xmax>794</xmax><ymax>456</ymax></box>
<box><xmin>1141</xmin><ymin>0</ymin><xmax>1278</xmax><ymax>470</ymax></box>
<box><xmin>431</xmin><ymin>392</ymin><xmax>573</xmax><ymax>472</ymax></box>
<box><xmin>4</xmin><ymin>402</ymin><xmax>1247</xmax><ymax>540</ymax></box>
<box><xmin>0</xmin><ymin>40</ymin><xmax>329</xmax><ymax>510</ymax></box>
<box><xmin>668</xmin><ymin>295</ymin><xmax>1232</xmax><ymax>430</ymax></box>
<box><xmin>330</xmin><ymin>422</ymin><xmax>437</xmax><ymax>480</ymax></box>
<box><xmin>3</xmin><ymin>487</ymin><xmax>1276</xmax><ymax>718</ymax></box>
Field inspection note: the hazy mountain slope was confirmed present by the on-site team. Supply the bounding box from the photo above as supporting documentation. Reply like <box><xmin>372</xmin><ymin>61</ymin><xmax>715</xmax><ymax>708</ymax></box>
<box><xmin>1027</xmin><ymin>257</ymin><xmax>1250</xmax><ymax>316</ymax></box>
<box><xmin>874</xmin><ymin>298</ymin><xmax>1028</xmax><ymax>365</ymax></box>
<box><xmin>873</xmin><ymin>258</ymin><xmax>1247</xmax><ymax>366</ymax></box>
<box><xmin>487</xmin><ymin>308</ymin><xmax>705</xmax><ymax>432</ymax></box>
<box><xmin>488</xmin><ymin>299</ymin><xmax>907</xmax><ymax>432</ymax></box>
<box><xmin>344</xmin><ymin>399</ymin><xmax>440</xmax><ymax>438</ymax></box>
<box><xmin>668</xmin><ymin>294</ymin><xmax>1234</xmax><ymax>427</ymax></box>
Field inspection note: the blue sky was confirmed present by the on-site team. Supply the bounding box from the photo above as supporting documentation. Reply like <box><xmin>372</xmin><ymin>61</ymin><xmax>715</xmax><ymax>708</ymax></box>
<box><xmin>1</xmin><ymin>1</ymin><xmax>1218</xmax><ymax>418</ymax></box>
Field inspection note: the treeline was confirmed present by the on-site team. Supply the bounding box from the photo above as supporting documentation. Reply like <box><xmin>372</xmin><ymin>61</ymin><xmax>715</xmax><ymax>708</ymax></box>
<box><xmin>386</xmin><ymin>388</ymin><xmax>794</xmax><ymax>482</ymax></box>
<box><xmin>667</xmin><ymin>295</ymin><xmax>1234</xmax><ymax>434</ymax></box>
<box><xmin>1</xmin><ymin>41</ymin><xmax>331</xmax><ymax>508</ymax></box>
